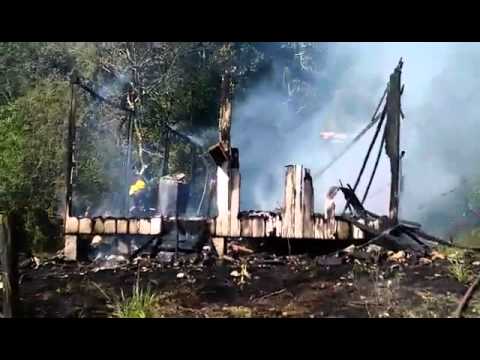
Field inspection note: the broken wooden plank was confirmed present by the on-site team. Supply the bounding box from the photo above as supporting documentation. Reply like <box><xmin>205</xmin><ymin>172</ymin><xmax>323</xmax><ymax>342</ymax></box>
<box><xmin>117</xmin><ymin>219</ymin><xmax>128</xmax><ymax>234</ymax></box>
<box><xmin>230</xmin><ymin>244</ymin><xmax>254</xmax><ymax>254</ymax></box>
<box><xmin>139</xmin><ymin>219</ymin><xmax>151</xmax><ymax>235</ymax></box>
<box><xmin>93</xmin><ymin>218</ymin><xmax>104</xmax><ymax>234</ymax></box>
<box><xmin>282</xmin><ymin>165</ymin><xmax>296</xmax><ymax>238</ymax></box>
<box><xmin>302</xmin><ymin>169</ymin><xmax>314</xmax><ymax>239</ymax></box>
<box><xmin>65</xmin><ymin>216</ymin><xmax>79</xmax><ymax>234</ymax></box>
<box><xmin>79</xmin><ymin>218</ymin><xmax>92</xmax><ymax>234</ymax></box>
<box><xmin>150</xmin><ymin>217</ymin><xmax>162</xmax><ymax>235</ymax></box>
<box><xmin>343</xmin><ymin>216</ymin><xmax>400</xmax><ymax>244</ymax></box>
<box><xmin>104</xmin><ymin>219</ymin><xmax>116</xmax><ymax>234</ymax></box>
<box><xmin>129</xmin><ymin>219</ymin><xmax>139</xmax><ymax>235</ymax></box>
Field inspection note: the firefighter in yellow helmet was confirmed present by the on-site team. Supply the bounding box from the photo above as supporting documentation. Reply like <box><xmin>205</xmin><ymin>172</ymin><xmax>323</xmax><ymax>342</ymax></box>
<box><xmin>129</xmin><ymin>175</ymin><xmax>147</xmax><ymax>213</ymax></box>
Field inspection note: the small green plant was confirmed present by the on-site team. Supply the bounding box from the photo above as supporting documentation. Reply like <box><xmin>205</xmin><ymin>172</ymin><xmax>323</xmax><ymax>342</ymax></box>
<box><xmin>91</xmin><ymin>271</ymin><xmax>159</xmax><ymax>318</ymax></box>
<box><xmin>448</xmin><ymin>257</ymin><xmax>472</xmax><ymax>284</ymax></box>
<box><xmin>112</xmin><ymin>285</ymin><xmax>158</xmax><ymax>318</ymax></box>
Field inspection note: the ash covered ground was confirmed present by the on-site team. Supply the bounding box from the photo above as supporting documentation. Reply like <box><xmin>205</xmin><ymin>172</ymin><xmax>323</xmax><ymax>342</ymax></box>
<box><xmin>8</xmin><ymin>240</ymin><xmax>480</xmax><ymax>318</ymax></box>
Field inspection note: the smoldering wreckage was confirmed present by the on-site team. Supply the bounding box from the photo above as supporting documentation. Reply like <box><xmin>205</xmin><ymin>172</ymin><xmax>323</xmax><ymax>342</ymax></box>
<box><xmin>3</xmin><ymin>59</ymin><xmax>480</xmax><ymax>318</ymax></box>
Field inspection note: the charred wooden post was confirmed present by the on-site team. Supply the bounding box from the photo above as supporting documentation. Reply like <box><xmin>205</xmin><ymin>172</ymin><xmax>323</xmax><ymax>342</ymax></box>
<box><xmin>294</xmin><ymin>165</ymin><xmax>304</xmax><ymax>238</ymax></box>
<box><xmin>64</xmin><ymin>235</ymin><xmax>78</xmax><ymax>260</ymax></box>
<box><xmin>385</xmin><ymin>59</ymin><xmax>403</xmax><ymax>224</ymax></box>
<box><xmin>0</xmin><ymin>214</ymin><xmax>19</xmax><ymax>318</ymax></box>
<box><xmin>302</xmin><ymin>169</ymin><xmax>314</xmax><ymax>239</ymax></box>
<box><xmin>64</xmin><ymin>75</ymin><xmax>78</xmax><ymax>260</ymax></box>
<box><xmin>219</xmin><ymin>72</ymin><xmax>233</xmax><ymax>154</ymax></box>
<box><xmin>230</xmin><ymin>148</ymin><xmax>241</xmax><ymax>237</ymax></box>
<box><xmin>282</xmin><ymin>165</ymin><xmax>296</xmax><ymax>238</ymax></box>
<box><xmin>212</xmin><ymin>237</ymin><xmax>225</xmax><ymax>258</ymax></box>
<box><xmin>210</xmin><ymin>73</ymin><xmax>236</xmax><ymax>241</ymax></box>
<box><xmin>281</xmin><ymin>165</ymin><xmax>315</xmax><ymax>239</ymax></box>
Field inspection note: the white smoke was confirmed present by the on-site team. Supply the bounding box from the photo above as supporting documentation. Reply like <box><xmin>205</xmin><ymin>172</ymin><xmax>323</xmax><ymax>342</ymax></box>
<box><xmin>232</xmin><ymin>42</ymin><xmax>480</xmax><ymax>235</ymax></box>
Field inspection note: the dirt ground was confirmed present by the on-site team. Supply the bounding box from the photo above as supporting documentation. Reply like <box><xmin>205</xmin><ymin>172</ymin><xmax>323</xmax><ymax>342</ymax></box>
<box><xmin>6</xmin><ymin>242</ymin><xmax>480</xmax><ymax>318</ymax></box>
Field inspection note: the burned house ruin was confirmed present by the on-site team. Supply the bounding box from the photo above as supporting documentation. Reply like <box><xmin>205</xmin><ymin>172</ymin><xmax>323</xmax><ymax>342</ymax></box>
<box><xmin>63</xmin><ymin>59</ymin><xmax>434</xmax><ymax>261</ymax></box>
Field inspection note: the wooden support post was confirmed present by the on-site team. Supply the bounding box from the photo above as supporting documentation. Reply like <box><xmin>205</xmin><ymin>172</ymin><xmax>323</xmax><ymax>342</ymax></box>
<box><xmin>229</xmin><ymin>148</ymin><xmax>241</xmax><ymax>237</ymax></box>
<box><xmin>385</xmin><ymin>59</ymin><xmax>403</xmax><ymax>224</ymax></box>
<box><xmin>282</xmin><ymin>165</ymin><xmax>314</xmax><ymax>239</ymax></box>
<box><xmin>302</xmin><ymin>169</ymin><xmax>314</xmax><ymax>239</ymax></box>
<box><xmin>216</xmin><ymin>163</ymin><xmax>230</xmax><ymax>236</ymax></box>
<box><xmin>282</xmin><ymin>165</ymin><xmax>296</xmax><ymax>238</ymax></box>
<box><xmin>0</xmin><ymin>214</ymin><xmax>19</xmax><ymax>317</ymax></box>
<box><xmin>212</xmin><ymin>237</ymin><xmax>225</xmax><ymax>258</ymax></box>
<box><xmin>293</xmin><ymin>165</ymin><xmax>304</xmax><ymax>238</ymax></box>
<box><xmin>64</xmin><ymin>235</ymin><xmax>78</xmax><ymax>261</ymax></box>
<box><xmin>64</xmin><ymin>78</ymin><xmax>78</xmax><ymax>256</ymax></box>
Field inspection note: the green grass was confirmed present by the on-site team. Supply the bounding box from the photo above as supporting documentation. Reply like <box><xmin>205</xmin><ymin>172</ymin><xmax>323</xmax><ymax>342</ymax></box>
<box><xmin>447</xmin><ymin>256</ymin><xmax>473</xmax><ymax>284</ymax></box>
<box><xmin>91</xmin><ymin>272</ymin><xmax>159</xmax><ymax>318</ymax></box>
<box><xmin>112</xmin><ymin>283</ymin><xmax>158</xmax><ymax>318</ymax></box>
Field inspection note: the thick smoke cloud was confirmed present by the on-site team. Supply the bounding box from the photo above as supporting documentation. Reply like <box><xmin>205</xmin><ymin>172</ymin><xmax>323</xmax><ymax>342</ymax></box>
<box><xmin>232</xmin><ymin>42</ymin><xmax>480</xmax><ymax>236</ymax></box>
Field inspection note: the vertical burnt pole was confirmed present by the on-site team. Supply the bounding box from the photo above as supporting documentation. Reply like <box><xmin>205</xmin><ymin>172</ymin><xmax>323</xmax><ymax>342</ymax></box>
<box><xmin>384</xmin><ymin>59</ymin><xmax>403</xmax><ymax>224</ymax></box>
<box><xmin>64</xmin><ymin>75</ymin><xmax>79</xmax><ymax>260</ymax></box>
<box><xmin>218</xmin><ymin>71</ymin><xmax>233</xmax><ymax>156</ymax></box>
<box><xmin>0</xmin><ymin>214</ymin><xmax>19</xmax><ymax>318</ymax></box>
<box><xmin>210</xmin><ymin>71</ymin><xmax>234</xmax><ymax>255</ymax></box>
<box><xmin>65</xmin><ymin>76</ymin><xmax>78</xmax><ymax>220</ymax></box>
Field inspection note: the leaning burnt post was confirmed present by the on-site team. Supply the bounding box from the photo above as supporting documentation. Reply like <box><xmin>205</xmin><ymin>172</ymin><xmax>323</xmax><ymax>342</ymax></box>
<box><xmin>0</xmin><ymin>214</ymin><xmax>19</xmax><ymax>318</ymax></box>
<box><xmin>384</xmin><ymin>59</ymin><xmax>404</xmax><ymax>225</ymax></box>
<box><xmin>64</xmin><ymin>74</ymin><xmax>79</xmax><ymax>260</ymax></box>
